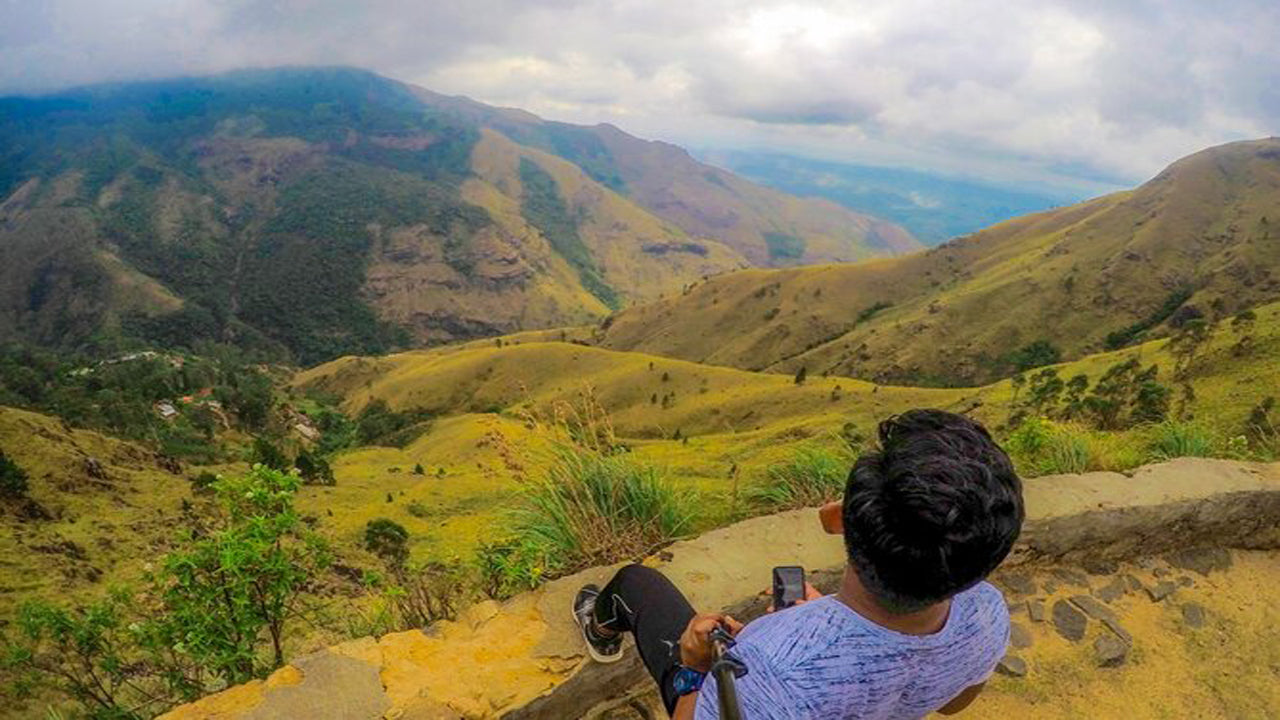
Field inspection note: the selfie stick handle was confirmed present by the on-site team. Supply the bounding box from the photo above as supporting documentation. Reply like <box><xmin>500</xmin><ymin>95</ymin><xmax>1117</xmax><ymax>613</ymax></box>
<box><xmin>710</xmin><ymin>627</ymin><xmax>747</xmax><ymax>720</ymax></box>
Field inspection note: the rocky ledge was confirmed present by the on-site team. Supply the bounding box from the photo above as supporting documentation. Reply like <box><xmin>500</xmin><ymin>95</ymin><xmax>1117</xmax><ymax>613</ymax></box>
<box><xmin>161</xmin><ymin>458</ymin><xmax>1280</xmax><ymax>720</ymax></box>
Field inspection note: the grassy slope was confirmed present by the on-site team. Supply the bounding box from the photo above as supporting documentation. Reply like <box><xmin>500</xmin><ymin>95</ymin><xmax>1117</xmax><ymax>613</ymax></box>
<box><xmin>597</xmin><ymin>138</ymin><xmax>1280</xmax><ymax>385</ymax></box>
<box><xmin>296</xmin><ymin>297</ymin><xmax>1280</xmax><ymax>561</ymax></box>
<box><xmin>4</xmin><ymin>299</ymin><xmax>1274</xmax><ymax>624</ymax></box>
<box><xmin>407</xmin><ymin>86</ymin><xmax>921</xmax><ymax>267</ymax></box>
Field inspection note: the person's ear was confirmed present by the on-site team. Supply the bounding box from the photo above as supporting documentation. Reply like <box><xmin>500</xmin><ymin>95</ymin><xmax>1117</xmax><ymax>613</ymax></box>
<box><xmin>819</xmin><ymin>501</ymin><xmax>843</xmax><ymax>535</ymax></box>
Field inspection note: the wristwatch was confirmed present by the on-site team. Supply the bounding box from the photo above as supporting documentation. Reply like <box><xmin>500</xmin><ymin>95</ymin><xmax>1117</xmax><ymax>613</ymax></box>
<box><xmin>672</xmin><ymin>666</ymin><xmax>706</xmax><ymax>696</ymax></box>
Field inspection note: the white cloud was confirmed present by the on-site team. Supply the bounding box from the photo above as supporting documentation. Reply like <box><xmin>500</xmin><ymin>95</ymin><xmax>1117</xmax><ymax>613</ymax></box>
<box><xmin>2</xmin><ymin>0</ymin><xmax>1276</xmax><ymax>191</ymax></box>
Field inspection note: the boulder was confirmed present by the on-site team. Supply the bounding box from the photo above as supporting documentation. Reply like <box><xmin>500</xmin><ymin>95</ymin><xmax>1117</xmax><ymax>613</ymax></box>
<box><xmin>1052</xmin><ymin>600</ymin><xmax>1088</xmax><ymax>642</ymax></box>
<box><xmin>1094</xmin><ymin>634</ymin><xmax>1129</xmax><ymax>668</ymax></box>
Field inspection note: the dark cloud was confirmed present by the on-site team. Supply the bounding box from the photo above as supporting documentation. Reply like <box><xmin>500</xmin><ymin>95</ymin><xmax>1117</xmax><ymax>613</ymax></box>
<box><xmin>1</xmin><ymin>0</ymin><xmax>1275</xmax><ymax>190</ymax></box>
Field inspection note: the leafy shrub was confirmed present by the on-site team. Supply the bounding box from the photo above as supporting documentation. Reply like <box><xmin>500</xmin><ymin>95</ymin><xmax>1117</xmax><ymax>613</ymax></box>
<box><xmin>294</xmin><ymin>449</ymin><xmax>335</xmax><ymax>486</ymax></box>
<box><xmin>0</xmin><ymin>450</ymin><xmax>29</xmax><ymax>497</ymax></box>
<box><xmin>251</xmin><ymin>436</ymin><xmax>290</xmax><ymax>471</ymax></box>
<box><xmin>406</xmin><ymin>500</ymin><xmax>429</xmax><ymax>518</ymax></box>
<box><xmin>365</xmin><ymin>518</ymin><xmax>410</xmax><ymax>566</ymax></box>
<box><xmin>156</xmin><ymin>467</ymin><xmax>329</xmax><ymax>683</ymax></box>
<box><xmin>1104</xmin><ymin>286</ymin><xmax>1194</xmax><ymax>349</ymax></box>
<box><xmin>1149</xmin><ymin>421</ymin><xmax>1217</xmax><ymax>460</ymax></box>
<box><xmin>748</xmin><ymin>445</ymin><xmax>852</xmax><ymax>511</ymax></box>
<box><xmin>1008</xmin><ymin>340</ymin><xmax>1062</xmax><ymax>372</ymax></box>
<box><xmin>355</xmin><ymin>400</ymin><xmax>431</xmax><ymax>447</ymax></box>
<box><xmin>189</xmin><ymin>471</ymin><xmax>219</xmax><ymax>492</ymax></box>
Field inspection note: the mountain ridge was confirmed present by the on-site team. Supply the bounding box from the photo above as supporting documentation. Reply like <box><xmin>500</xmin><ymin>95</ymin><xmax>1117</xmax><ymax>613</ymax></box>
<box><xmin>0</xmin><ymin>66</ymin><xmax>915</xmax><ymax>363</ymax></box>
<box><xmin>595</xmin><ymin>137</ymin><xmax>1280</xmax><ymax>385</ymax></box>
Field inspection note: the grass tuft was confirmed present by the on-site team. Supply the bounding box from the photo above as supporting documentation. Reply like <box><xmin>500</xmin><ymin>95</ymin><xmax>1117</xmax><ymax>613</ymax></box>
<box><xmin>748</xmin><ymin>444</ymin><xmax>853</xmax><ymax>511</ymax></box>
<box><xmin>1149</xmin><ymin>420</ymin><xmax>1217</xmax><ymax>460</ymax></box>
<box><xmin>479</xmin><ymin>445</ymin><xmax>692</xmax><ymax>598</ymax></box>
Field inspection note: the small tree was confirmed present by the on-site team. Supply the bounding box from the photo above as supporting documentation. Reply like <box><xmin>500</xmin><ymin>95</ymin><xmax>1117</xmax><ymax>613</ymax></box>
<box><xmin>251</xmin><ymin>437</ymin><xmax>290</xmax><ymax>472</ymax></box>
<box><xmin>155</xmin><ymin>467</ymin><xmax>328</xmax><ymax>683</ymax></box>
<box><xmin>0</xmin><ymin>450</ymin><xmax>29</xmax><ymax>497</ymax></box>
<box><xmin>413</xmin><ymin>463</ymin><xmax>425</xmax><ymax>476</ymax></box>
<box><xmin>365</xmin><ymin>519</ymin><xmax>410</xmax><ymax>566</ymax></box>
<box><xmin>794</xmin><ymin>366</ymin><xmax>808</xmax><ymax>385</ymax></box>
<box><xmin>294</xmin><ymin>449</ymin><xmax>335</xmax><ymax>486</ymax></box>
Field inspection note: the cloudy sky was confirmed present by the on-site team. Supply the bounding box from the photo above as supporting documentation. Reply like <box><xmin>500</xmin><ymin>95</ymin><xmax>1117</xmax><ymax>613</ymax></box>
<box><xmin>3</xmin><ymin>0</ymin><xmax>1277</xmax><ymax>193</ymax></box>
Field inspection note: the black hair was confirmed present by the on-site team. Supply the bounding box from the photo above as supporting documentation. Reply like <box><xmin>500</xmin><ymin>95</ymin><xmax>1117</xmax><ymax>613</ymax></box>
<box><xmin>842</xmin><ymin>409</ymin><xmax>1024</xmax><ymax>613</ymax></box>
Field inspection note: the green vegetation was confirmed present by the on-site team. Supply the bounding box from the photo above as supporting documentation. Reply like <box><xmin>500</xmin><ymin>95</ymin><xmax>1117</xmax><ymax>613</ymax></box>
<box><xmin>3</xmin><ymin>467</ymin><xmax>328</xmax><ymax>717</ymax></box>
<box><xmin>748</xmin><ymin>444</ymin><xmax>852</xmax><ymax>510</ymax></box>
<box><xmin>1008</xmin><ymin>340</ymin><xmax>1062</xmax><ymax>372</ymax></box>
<box><xmin>0</xmin><ymin>344</ymin><xmax>275</xmax><ymax>460</ymax></box>
<box><xmin>518</xmin><ymin>157</ymin><xmax>620</xmax><ymax>309</ymax></box>
<box><xmin>763</xmin><ymin>231</ymin><xmax>806</xmax><ymax>261</ymax></box>
<box><xmin>1149</xmin><ymin>420</ymin><xmax>1217</xmax><ymax>460</ymax></box>
<box><xmin>364</xmin><ymin>518</ymin><xmax>411</xmax><ymax>566</ymax></box>
<box><xmin>1105</xmin><ymin>286</ymin><xmax>1194</xmax><ymax>350</ymax></box>
<box><xmin>0</xmin><ymin>450</ymin><xmax>28</xmax><ymax>497</ymax></box>
<box><xmin>479</xmin><ymin>446</ymin><xmax>692</xmax><ymax>598</ymax></box>
<box><xmin>855</xmin><ymin>301</ymin><xmax>893</xmax><ymax>325</ymax></box>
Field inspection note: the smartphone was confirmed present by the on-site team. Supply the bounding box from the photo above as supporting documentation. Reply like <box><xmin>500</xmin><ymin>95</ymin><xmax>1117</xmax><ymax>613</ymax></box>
<box><xmin>772</xmin><ymin>566</ymin><xmax>806</xmax><ymax>610</ymax></box>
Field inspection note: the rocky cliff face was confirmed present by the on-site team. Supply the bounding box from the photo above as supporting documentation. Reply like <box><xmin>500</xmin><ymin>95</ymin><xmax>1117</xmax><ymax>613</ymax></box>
<box><xmin>161</xmin><ymin>458</ymin><xmax>1280</xmax><ymax>720</ymax></box>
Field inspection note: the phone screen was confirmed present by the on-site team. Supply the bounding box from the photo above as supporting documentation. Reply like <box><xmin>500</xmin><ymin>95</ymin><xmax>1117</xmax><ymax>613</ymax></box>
<box><xmin>772</xmin><ymin>566</ymin><xmax>806</xmax><ymax>610</ymax></box>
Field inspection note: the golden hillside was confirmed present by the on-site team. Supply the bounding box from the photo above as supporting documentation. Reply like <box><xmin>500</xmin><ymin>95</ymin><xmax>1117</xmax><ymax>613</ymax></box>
<box><xmin>409</xmin><ymin>86</ymin><xmax>920</xmax><ymax>267</ymax></box>
<box><xmin>596</xmin><ymin>138</ymin><xmax>1280</xmax><ymax>385</ymax></box>
<box><xmin>295</xmin><ymin>296</ymin><xmax>1279</xmax><ymax>560</ymax></box>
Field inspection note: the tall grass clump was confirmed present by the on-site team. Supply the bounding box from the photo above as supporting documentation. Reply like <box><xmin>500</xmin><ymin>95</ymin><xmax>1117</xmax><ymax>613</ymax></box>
<box><xmin>479</xmin><ymin>389</ymin><xmax>693</xmax><ymax>598</ymax></box>
<box><xmin>1149</xmin><ymin>420</ymin><xmax>1217</xmax><ymax>460</ymax></box>
<box><xmin>1005</xmin><ymin>417</ymin><xmax>1093</xmax><ymax>476</ymax></box>
<box><xmin>748</xmin><ymin>444</ymin><xmax>853</xmax><ymax>511</ymax></box>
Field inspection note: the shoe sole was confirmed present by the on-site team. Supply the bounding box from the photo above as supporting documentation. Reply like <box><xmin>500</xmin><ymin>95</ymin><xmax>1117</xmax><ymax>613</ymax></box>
<box><xmin>573</xmin><ymin>597</ymin><xmax>625</xmax><ymax>664</ymax></box>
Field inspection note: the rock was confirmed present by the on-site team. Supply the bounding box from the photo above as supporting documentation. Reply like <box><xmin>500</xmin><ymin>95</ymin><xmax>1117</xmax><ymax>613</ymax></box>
<box><xmin>84</xmin><ymin>457</ymin><xmax>108</xmax><ymax>480</ymax></box>
<box><xmin>1009</xmin><ymin>622</ymin><xmax>1033</xmax><ymax>649</ymax></box>
<box><xmin>1027</xmin><ymin>599</ymin><xmax>1046</xmax><ymax>623</ymax></box>
<box><xmin>1122</xmin><ymin>574</ymin><xmax>1144</xmax><ymax>592</ymax></box>
<box><xmin>1070</xmin><ymin>595</ymin><xmax>1118</xmax><ymax>624</ymax></box>
<box><xmin>997</xmin><ymin>572</ymin><xmax>1038</xmax><ymax>596</ymax></box>
<box><xmin>461</xmin><ymin>600</ymin><xmax>500</xmax><ymax>631</ymax></box>
<box><xmin>1071</xmin><ymin>594</ymin><xmax>1132</xmax><ymax>642</ymax></box>
<box><xmin>1042</xmin><ymin>580</ymin><xmax>1058</xmax><ymax>594</ymax></box>
<box><xmin>1177</xmin><ymin>575</ymin><xmax>1195</xmax><ymax>588</ymax></box>
<box><xmin>1146</xmin><ymin>581</ymin><xmax>1177</xmax><ymax>602</ymax></box>
<box><xmin>1182</xmin><ymin>603</ymin><xmax>1206</xmax><ymax>628</ymax></box>
<box><xmin>1095</xmin><ymin>578</ymin><xmax>1128</xmax><ymax>603</ymax></box>
<box><xmin>1165</xmin><ymin>547</ymin><xmax>1232</xmax><ymax>577</ymax></box>
<box><xmin>1052</xmin><ymin>568</ymin><xmax>1091</xmax><ymax>588</ymax></box>
<box><xmin>1153</xmin><ymin>566</ymin><xmax>1171</xmax><ymax>578</ymax></box>
<box><xmin>1094</xmin><ymin>634</ymin><xmax>1129</xmax><ymax>668</ymax></box>
<box><xmin>1082</xmin><ymin>558</ymin><xmax>1120</xmax><ymax>576</ymax></box>
<box><xmin>1052</xmin><ymin>600</ymin><xmax>1088</xmax><ymax>642</ymax></box>
<box><xmin>996</xmin><ymin>655</ymin><xmax>1028</xmax><ymax>677</ymax></box>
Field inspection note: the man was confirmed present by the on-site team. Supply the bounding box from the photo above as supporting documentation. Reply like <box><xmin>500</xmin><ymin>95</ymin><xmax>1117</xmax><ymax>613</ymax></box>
<box><xmin>572</xmin><ymin>409</ymin><xmax>1024</xmax><ymax>719</ymax></box>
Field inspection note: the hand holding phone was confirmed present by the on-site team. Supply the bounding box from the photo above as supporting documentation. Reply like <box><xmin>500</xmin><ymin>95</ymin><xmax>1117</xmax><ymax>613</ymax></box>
<box><xmin>772</xmin><ymin>566</ymin><xmax>806</xmax><ymax>610</ymax></box>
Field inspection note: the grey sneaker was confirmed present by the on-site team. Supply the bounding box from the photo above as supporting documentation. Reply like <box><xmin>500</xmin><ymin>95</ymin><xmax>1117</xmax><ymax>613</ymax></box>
<box><xmin>573</xmin><ymin>585</ymin><xmax>624</xmax><ymax>663</ymax></box>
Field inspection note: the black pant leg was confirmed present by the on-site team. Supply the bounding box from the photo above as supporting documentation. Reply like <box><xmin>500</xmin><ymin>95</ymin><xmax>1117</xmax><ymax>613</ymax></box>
<box><xmin>595</xmin><ymin>564</ymin><xmax>697</xmax><ymax>715</ymax></box>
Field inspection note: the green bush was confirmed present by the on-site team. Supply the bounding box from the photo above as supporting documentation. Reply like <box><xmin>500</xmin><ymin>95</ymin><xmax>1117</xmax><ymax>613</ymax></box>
<box><xmin>479</xmin><ymin>447</ymin><xmax>692</xmax><ymax>597</ymax></box>
<box><xmin>365</xmin><ymin>518</ymin><xmax>410</xmax><ymax>566</ymax></box>
<box><xmin>156</xmin><ymin>467</ymin><xmax>329</xmax><ymax>683</ymax></box>
<box><xmin>0</xmin><ymin>450</ymin><xmax>29</xmax><ymax>497</ymax></box>
<box><xmin>748</xmin><ymin>444</ymin><xmax>852</xmax><ymax>511</ymax></box>
<box><xmin>1149</xmin><ymin>421</ymin><xmax>1217</xmax><ymax>460</ymax></box>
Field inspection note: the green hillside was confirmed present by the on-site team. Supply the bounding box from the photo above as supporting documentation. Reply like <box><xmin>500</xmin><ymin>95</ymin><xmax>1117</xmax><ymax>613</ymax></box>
<box><xmin>0</xmin><ymin>67</ymin><xmax>915</xmax><ymax>364</ymax></box>
<box><xmin>597</xmin><ymin>138</ymin><xmax>1280</xmax><ymax>386</ymax></box>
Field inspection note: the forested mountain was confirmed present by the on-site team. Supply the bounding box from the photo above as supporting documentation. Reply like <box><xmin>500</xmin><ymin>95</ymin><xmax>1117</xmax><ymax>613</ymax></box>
<box><xmin>597</xmin><ymin>138</ymin><xmax>1280</xmax><ymax>385</ymax></box>
<box><xmin>0</xmin><ymin>67</ymin><xmax>915</xmax><ymax>364</ymax></box>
